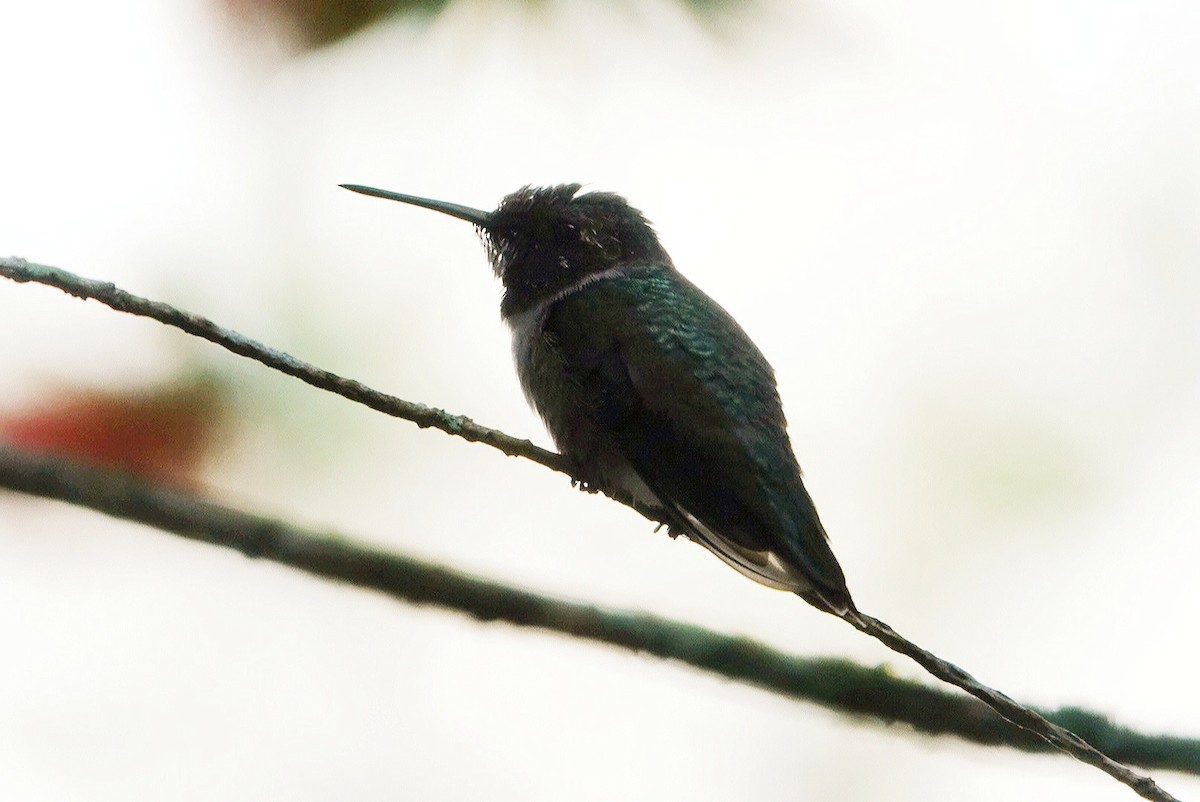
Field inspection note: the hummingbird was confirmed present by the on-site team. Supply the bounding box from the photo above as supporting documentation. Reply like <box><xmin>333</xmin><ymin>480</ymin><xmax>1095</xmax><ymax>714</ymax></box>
<box><xmin>342</xmin><ymin>182</ymin><xmax>854</xmax><ymax>615</ymax></box>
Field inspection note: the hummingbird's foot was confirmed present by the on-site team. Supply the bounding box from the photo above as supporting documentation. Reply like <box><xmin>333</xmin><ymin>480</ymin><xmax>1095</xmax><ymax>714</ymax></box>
<box><xmin>567</xmin><ymin>459</ymin><xmax>606</xmax><ymax>494</ymax></box>
<box><xmin>570</xmin><ymin>476</ymin><xmax>604</xmax><ymax>494</ymax></box>
<box><xmin>649</xmin><ymin>519</ymin><xmax>684</xmax><ymax>538</ymax></box>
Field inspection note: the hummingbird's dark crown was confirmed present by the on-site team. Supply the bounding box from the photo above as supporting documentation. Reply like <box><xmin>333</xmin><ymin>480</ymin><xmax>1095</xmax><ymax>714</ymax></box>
<box><xmin>485</xmin><ymin>184</ymin><xmax>672</xmax><ymax>318</ymax></box>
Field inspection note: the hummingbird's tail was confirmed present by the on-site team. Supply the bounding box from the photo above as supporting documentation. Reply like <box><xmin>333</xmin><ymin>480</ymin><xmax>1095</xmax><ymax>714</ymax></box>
<box><xmin>798</xmin><ymin>586</ymin><xmax>856</xmax><ymax>617</ymax></box>
<box><xmin>773</xmin><ymin>481</ymin><xmax>856</xmax><ymax>615</ymax></box>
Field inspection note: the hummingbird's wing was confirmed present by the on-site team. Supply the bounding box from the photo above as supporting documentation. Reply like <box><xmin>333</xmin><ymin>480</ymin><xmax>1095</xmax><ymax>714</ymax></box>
<box><xmin>542</xmin><ymin>265</ymin><xmax>852</xmax><ymax>613</ymax></box>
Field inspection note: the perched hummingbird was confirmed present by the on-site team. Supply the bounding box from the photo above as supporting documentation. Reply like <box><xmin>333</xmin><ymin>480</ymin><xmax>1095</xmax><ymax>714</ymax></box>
<box><xmin>343</xmin><ymin>182</ymin><xmax>854</xmax><ymax>615</ymax></box>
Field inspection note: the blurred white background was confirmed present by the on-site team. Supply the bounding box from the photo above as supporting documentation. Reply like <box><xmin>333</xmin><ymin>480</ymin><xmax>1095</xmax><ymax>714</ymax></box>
<box><xmin>2</xmin><ymin>0</ymin><xmax>1198</xmax><ymax>799</ymax></box>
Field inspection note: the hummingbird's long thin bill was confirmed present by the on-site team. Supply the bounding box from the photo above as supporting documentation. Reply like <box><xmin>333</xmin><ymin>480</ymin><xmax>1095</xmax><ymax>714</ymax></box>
<box><xmin>340</xmin><ymin>184</ymin><xmax>492</xmax><ymax>227</ymax></box>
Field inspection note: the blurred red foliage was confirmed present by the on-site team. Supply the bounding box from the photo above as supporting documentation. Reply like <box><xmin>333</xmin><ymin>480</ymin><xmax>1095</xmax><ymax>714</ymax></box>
<box><xmin>1</xmin><ymin>376</ymin><xmax>230</xmax><ymax>486</ymax></box>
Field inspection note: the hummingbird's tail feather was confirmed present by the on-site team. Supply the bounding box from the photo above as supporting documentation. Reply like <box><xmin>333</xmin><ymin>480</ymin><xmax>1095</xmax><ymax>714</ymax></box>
<box><xmin>762</xmin><ymin>481</ymin><xmax>855</xmax><ymax>614</ymax></box>
<box><xmin>671</xmin><ymin>503</ymin><xmax>823</xmax><ymax>593</ymax></box>
<box><xmin>634</xmin><ymin>467</ymin><xmax>852</xmax><ymax>608</ymax></box>
<box><xmin>798</xmin><ymin>588</ymin><xmax>855</xmax><ymax>616</ymax></box>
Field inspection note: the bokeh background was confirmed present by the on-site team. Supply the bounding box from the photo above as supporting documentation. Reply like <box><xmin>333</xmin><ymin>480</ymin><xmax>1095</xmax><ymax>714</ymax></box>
<box><xmin>2</xmin><ymin>1</ymin><xmax>1199</xmax><ymax>799</ymax></box>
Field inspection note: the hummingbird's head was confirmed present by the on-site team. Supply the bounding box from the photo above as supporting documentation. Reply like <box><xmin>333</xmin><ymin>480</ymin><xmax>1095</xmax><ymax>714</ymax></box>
<box><xmin>484</xmin><ymin>184</ymin><xmax>671</xmax><ymax>317</ymax></box>
<box><xmin>340</xmin><ymin>182</ymin><xmax>671</xmax><ymax>319</ymax></box>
